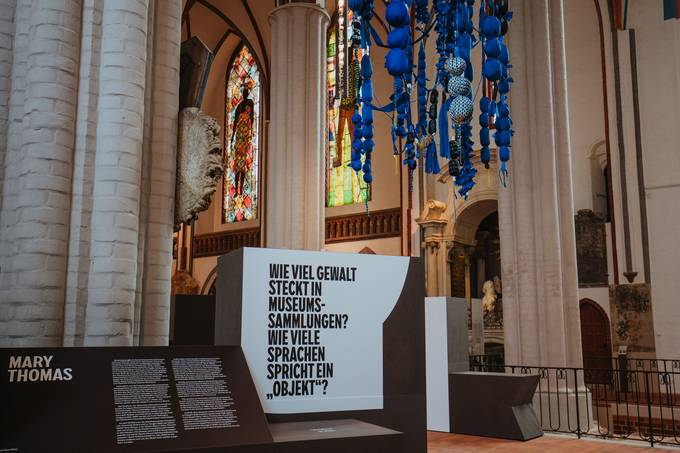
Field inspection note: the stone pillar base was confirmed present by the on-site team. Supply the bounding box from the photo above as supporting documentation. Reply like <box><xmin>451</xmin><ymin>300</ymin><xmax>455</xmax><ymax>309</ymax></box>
<box><xmin>533</xmin><ymin>385</ymin><xmax>593</xmax><ymax>433</ymax></box>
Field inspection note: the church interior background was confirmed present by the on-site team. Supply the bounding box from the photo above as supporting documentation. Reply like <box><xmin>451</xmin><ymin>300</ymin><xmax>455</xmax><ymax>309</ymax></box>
<box><xmin>0</xmin><ymin>0</ymin><xmax>680</xmax><ymax>447</ymax></box>
<box><xmin>167</xmin><ymin>0</ymin><xmax>680</xmax><ymax>366</ymax></box>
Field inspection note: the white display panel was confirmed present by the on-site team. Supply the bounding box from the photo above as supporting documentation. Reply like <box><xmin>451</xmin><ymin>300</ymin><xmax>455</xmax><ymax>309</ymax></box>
<box><xmin>425</xmin><ymin>297</ymin><xmax>450</xmax><ymax>432</ymax></box>
<box><xmin>239</xmin><ymin>248</ymin><xmax>410</xmax><ymax>414</ymax></box>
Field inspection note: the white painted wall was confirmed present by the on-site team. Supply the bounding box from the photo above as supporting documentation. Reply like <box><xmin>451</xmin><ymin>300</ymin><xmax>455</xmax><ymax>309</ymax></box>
<box><xmin>627</xmin><ymin>3</ymin><xmax>680</xmax><ymax>359</ymax></box>
<box><xmin>564</xmin><ymin>0</ymin><xmax>680</xmax><ymax>358</ymax></box>
<box><xmin>564</xmin><ymin>0</ymin><xmax>607</xmax><ymax>215</ymax></box>
<box><xmin>324</xmin><ymin>236</ymin><xmax>401</xmax><ymax>256</ymax></box>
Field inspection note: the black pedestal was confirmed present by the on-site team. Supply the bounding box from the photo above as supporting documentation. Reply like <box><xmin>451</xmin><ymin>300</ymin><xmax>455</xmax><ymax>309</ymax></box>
<box><xmin>449</xmin><ymin>371</ymin><xmax>543</xmax><ymax>440</ymax></box>
<box><xmin>176</xmin><ymin>419</ymin><xmax>402</xmax><ymax>453</ymax></box>
<box><xmin>269</xmin><ymin>419</ymin><xmax>402</xmax><ymax>452</ymax></box>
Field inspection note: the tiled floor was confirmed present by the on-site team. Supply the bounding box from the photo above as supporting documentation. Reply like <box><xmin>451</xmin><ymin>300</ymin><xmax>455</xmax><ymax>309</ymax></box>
<box><xmin>427</xmin><ymin>431</ymin><xmax>659</xmax><ymax>452</ymax></box>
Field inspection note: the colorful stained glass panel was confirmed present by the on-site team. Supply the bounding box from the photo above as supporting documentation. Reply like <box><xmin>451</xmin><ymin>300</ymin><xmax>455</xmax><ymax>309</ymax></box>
<box><xmin>326</xmin><ymin>19</ymin><xmax>369</xmax><ymax>208</ymax></box>
<box><xmin>224</xmin><ymin>46</ymin><xmax>260</xmax><ymax>223</ymax></box>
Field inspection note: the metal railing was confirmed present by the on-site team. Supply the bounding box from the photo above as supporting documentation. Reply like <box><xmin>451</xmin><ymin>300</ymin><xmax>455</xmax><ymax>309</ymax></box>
<box><xmin>469</xmin><ymin>355</ymin><xmax>680</xmax><ymax>447</ymax></box>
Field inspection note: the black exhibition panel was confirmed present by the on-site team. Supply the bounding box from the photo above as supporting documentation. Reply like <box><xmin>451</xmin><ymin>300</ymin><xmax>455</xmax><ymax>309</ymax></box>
<box><xmin>0</xmin><ymin>346</ymin><xmax>272</xmax><ymax>452</ymax></box>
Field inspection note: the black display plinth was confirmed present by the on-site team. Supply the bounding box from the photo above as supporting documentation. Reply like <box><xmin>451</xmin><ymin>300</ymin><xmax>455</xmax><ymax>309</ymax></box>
<box><xmin>172</xmin><ymin>294</ymin><xmax>216</xmax><ymax>345</ymax></box>
<box><xmin>449</xmin><ymin>371</ymin><xmax>543</xmax><ymax>440</ymax></box>
<box><xmin>214</xmin><ymin>248</ymin><xmax>427</xmax><ymax>453</ymax></box>
<box><xmin>172</xmin><ymin>419</ymin><xmax>402</xmax><ymax>453</ymax></box>
<box><xmin>269</xmin><ymin>419</ymin><xmax>402</xmax><ymax>452</ymax></box>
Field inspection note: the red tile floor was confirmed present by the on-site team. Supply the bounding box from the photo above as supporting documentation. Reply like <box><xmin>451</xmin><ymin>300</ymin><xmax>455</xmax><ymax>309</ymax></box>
<box><xmin>427</xmin><ymin>431</ymin><xmax>661</xmax><ymax>452</ymax></box>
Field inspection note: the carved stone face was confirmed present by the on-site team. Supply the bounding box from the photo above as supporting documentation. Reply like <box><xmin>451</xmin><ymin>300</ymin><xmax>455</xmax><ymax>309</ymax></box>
<box><xmin>175</xmin><ymin>107</ymin><xmax>224</xmax><ymax>229</ymax></box>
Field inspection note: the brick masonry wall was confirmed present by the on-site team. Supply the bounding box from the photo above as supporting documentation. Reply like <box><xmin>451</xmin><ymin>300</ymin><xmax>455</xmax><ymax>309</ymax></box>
<box><xmin>83</xmin><ymin>0</ymin><xmax>149</xmax><ymax>346</ymax></box>
<box><xmin>0</xmin><ymin>0</ymin><xmax>180</xmax><ymax>347</ymax></box>
<box><xmin>0</xmin><ymin>0</ymin><xmax>29</xmax><ymax>344</ymax></box>
<box><xmin>0</xmin><ymin>0</ymin><xmax>81</xmax><ymax>347</ymax></box>
<box><xmin>141</xmin><ymin>0</ymin><xmax>180</xmax><ymax>346</ymax></box>
<box><xmin>613</xmin><ymin>414</ymin><xmax>680</xmax><ymax>438</ymax></box>
<box><xmin>63</xmin><ymin>0</ymin><xmax>103</xmax><ymax>346</ymax></box>
<box><xmin>133</xmin><ymin>0</ymin><xmax>155</xmax><ymax>346</ymax></box>
<box><xmin>0</xmin><ymin>0</ymin><xmax>15</xmax><ymax>208</ymax></box>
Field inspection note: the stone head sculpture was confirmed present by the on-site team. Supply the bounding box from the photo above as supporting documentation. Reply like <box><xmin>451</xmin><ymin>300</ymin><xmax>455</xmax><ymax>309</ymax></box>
<box><xmin>174</xmin><ymin>107</ymin><xmax>223</xmax><ymax>229</ymax></box>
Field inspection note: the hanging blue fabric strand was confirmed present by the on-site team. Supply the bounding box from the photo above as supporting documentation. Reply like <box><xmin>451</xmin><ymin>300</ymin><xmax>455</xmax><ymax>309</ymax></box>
<box><xmin>439</xmin><ymin>95</ymin><xmax>451</xmax><ymax>158</ymax></box>
<box><xmin>417</xmin><ymin>42</ymin><xmax>428</xmax><ymax>135</ymax></box>
<box><xmin>425</xmin><ymin>138</ymin><xmax>440</xmax><ymax>174</ymax></box>
<box><xmin>385</xmin><ymin>0</ymin><xmax>413</xmax><ymax>165</ymax></box>
<box><xmin>480</xmin><ymin>0</ymin><xmax>513</xmax><ymax>183</ymax></box>
<box><xmin>361</xmin><ymin>53</ymin><xmax>374</xmax><ymax>183</ymax></box>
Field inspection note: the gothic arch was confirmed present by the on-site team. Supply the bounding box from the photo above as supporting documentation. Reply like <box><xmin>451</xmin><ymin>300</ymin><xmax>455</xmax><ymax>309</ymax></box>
<box><xmin>451</xmin><ymin>199</ymin><xmax>499</xmax><ymax>247</ymax></box>
<box><xmin>441</xmin><ymin>153</ymin><xmax>500</xmax><ymax>242</ymax></box>
<box><xmin>588</xmin><ymin>139</ymin><xmax>607</xmax><ymax>171</ymax></box>
<box><xmin>200</xmin><ymin>266</ymin><xmax>218</xmax><ymax>295</ymax></box>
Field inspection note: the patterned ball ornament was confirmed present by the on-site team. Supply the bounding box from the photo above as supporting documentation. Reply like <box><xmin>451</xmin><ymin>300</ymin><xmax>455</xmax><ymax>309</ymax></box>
<box><xmin>448</xmin><ymin>96</ymin><xmax>473</xmax><ymax>124</ymax></box>
<box><xmin>448</xmin><ymin>76</ymin><xmax>471</xmax><ymax>96</ymax></box>
<box><xmin>446</xmin><ymin>56</ymin><xmax>467</xmax><ymax>77</ymax></box>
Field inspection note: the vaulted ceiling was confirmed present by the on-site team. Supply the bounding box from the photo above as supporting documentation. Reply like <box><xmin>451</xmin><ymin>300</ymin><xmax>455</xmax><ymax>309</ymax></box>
<box><xmin>182</xmin><ymin>0</ymin><xmax>275</xmax><ymax>83</ymax></box>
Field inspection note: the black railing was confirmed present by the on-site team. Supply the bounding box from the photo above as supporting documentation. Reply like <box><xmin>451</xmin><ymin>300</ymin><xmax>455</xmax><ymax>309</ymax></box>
<box><xmin>469</xmin><ymin>355</ymin><xmax>680</xmax><ymax>447</ymax></box>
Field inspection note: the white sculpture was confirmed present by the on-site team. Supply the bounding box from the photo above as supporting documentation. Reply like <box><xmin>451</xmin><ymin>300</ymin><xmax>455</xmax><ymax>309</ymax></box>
<box><xmin>482</xmin><ymin>280</ymin><xmax>497</xmax><ymax>315</ymax></box>
<box><xmin>174</xmin><ymin>107</ymin><xmax>223</xmax><ymax>229</ymax></box>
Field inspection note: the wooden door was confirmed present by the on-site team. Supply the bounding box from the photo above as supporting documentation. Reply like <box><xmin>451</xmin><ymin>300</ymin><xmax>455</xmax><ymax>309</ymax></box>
<box><xmin>580</xmin><ymin>299</ymin><xmax>612</xmax><ymax>384</ymax></box>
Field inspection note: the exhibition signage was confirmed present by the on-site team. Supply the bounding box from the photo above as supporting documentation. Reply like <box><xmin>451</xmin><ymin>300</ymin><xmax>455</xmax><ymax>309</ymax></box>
<box><xmin>215</xmin><ymin>248</ymin><xmax>420</xmax><ymax>415</ymax></box>
<box><xmin>214</xmin><ymin>247</ymin><xmax>427</xmax><ymax>453</ymax></box>
<box><xmin>0</xmin><ymin>346</ymin><xmax>272</xmax><ymax>452</ymax></box>
<box><xmin>235</xmin><ymin>248</ymin><xmax>414</xmax><ymax>414</ymax></box>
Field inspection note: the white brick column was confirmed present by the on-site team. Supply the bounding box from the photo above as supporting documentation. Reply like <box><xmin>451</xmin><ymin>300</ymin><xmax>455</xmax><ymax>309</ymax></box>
<box><xmin>266</xmin><ymin>3</ymin><xmax>328</xmax><ymax>250</ymax></box>
<box><xmin>133</xmin><ymin>0</ymin><xmax>155</xmax><ymax>345</ymax></box>
<box><xmin>63</xmin><ymin>0</ymin><xmax>103</xmax><ymax>346</ymax></box>
<box><xmin>84</xmin><ymin>0</ymin><xmax>149</xmax><ymax>346</ymax></box>
<box><xmin>500</xmin><ymin>0</ymin><xmax>582</xmax><ymax>368</ymax></box>
<box><xmin>0</xmin><ymin>0</ymin><xmax>81</xmax><ymax>347</ymax></box>
<box><xmin>0</xmin><ymin>0</ymin><xmax>29</xmax><ymax>344</ymax></box>
<box><xmin>0</xmin><ymin>0</ymin><xmax>15</xmax><ymax>205</ymax></box>
<box><xmin>139</xmin><ymin>0</ymin><xmax>181</xmax><ymax>346</ymax></box>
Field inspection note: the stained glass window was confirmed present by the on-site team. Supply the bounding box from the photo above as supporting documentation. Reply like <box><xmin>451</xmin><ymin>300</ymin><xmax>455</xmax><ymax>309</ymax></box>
<box><xmin>223</xmin><ymin>46</ymin><xmax>260</xmax><ymax>223</ymax></box>
<box><xmin>326</xmin><ymin>4</ymin><xmax>369</xmax><ymax>207</ymax></box>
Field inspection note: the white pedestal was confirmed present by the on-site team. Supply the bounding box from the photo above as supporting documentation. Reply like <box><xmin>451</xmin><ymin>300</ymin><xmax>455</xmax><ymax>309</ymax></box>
<box><xmin>425</xmin><ymin>297</ymin><xmax>468</xmax><ymax>432</ymax></box>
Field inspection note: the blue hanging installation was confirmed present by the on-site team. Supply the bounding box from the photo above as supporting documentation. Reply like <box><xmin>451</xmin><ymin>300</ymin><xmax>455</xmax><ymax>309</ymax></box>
<box><xmin>480</xmin><ymin>0</ymin><xmax>513</xmax><ymax>184</ymax></box>
<box><xmin>446</xmin><ymin>0</ymin><xmax>477</xmax><ymax>199</ymax></box>
<box><xmin>414</xmin><ymin>0</ymin><xmax>439</xmax><ymax>176</ymax></box>
<box><xmin>342</xmin><ymin>0</ymin><xmax>513</xmax><ymax>200</ymax></box>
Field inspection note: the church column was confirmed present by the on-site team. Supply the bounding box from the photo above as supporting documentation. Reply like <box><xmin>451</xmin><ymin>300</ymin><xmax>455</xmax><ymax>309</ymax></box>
<box><xmin>0</xmin><ymin>0</ymin><xmax>15</xmax><ymax>205</ymax></box>
<box><xmin>498</xmin><ymin>1</ymin><xmax>591</xmax><ymax>425</ymax></box>
<box><xmin>63</xmin><ymin>0</ymin><xmax>104</xmax><ymax>346</ymax></box>
<box><xmin>266</xmin><ymin>2</ymin><xmax>329</xmax><ymax>250</ymax></box>
<box><xmin>0</xmin><ymin>0</ymin><xmax>81</xmax><ymax>347</ymax></box>
<box><xmin>0</xmin><ymin>0</ymin><xmax>29</xmax><ymax>344</ymax></box>
<box><xmin>84</xmin><ymin>1</ymin><xmax>149</xmax><ymax>346</ymax></box>
<box><xmin>499</xmin><ymin>0</ymin><xmax>582</xmax><ymax>369</ymax></box>
<box><xmin>464</xmin><ymin>246</ymin><xmax>484</xmax><ymax>355</ymax></box>
<box><xmin>140</xmin><ymin>0</ymin><xmax>181</xmax><ymax>346</ymax></box>
<box><xmin>417</xmin><ymin>200</ymin><xmax>448</xmax><ymax>296</ymax></box>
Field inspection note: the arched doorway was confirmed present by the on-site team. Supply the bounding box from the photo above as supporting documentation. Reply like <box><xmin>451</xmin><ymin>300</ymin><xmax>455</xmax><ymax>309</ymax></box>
<box><xmin>579</xmin><ymin>299</ymin><xmax>612</xmax><ymax>383</ymax></box>
<box><xmin>448</xmin><ymin>200</ymin><xmax>503</xmax><ymax>357</ymax></box>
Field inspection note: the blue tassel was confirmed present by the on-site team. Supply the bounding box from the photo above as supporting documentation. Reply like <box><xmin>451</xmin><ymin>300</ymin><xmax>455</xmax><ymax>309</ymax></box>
<box><xmin>439</xmin><ymin>96</ymin><xmax>451</xmax><ymax>158</ymax></box>
<box><xmin>425</xmin><ymin>140</ymin><xmax>440</xmax><ymax>174</ymax></box>
<box><xmin>500</xmin><ymin>161</ymin><xmax>508</xmax><ymax>187</ymax></box>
